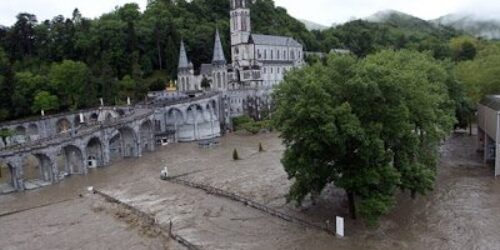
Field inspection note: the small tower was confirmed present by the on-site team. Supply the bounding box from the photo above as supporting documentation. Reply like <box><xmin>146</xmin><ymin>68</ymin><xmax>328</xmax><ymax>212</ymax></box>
<box><xmin>212</xmin><ymin>28</ymin><xmax>228</xmax><ymax>90</ymax></box>
<box><xmin>177</xmin><ymin>40</ymin><xmax>194</xmax><ymax>92</ymax></box>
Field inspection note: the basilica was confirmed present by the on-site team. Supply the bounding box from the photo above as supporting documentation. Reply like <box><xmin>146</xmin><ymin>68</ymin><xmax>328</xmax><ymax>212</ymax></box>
<box><xmin>177</xmin><ymin>0</ymin><xmax>304</xmax><ymax>119</ymax></box>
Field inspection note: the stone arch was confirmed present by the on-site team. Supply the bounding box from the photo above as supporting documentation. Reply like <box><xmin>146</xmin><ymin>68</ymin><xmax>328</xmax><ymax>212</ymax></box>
<box><xmin>186</xmin><ymin>104</ymin><xmax>204</xmax><ymax>124</ymax></box>
<box><xmin>109</xmin><ymin>127</ymin><xmax>138</xmax><ymax>161</ymax></box>
<box><xmin>0</xmin><ymin>161</ymin><xmax>15</xmax><ymax>190</ymax></box>
<box><xmin>166</xmin><ymin>108</ymin><xmax>184</xmax><ymax>125</ymax></box>
<box><xmin>60</xmin><ymin>145</ymin><xmax>85</xmax><ymax>175</ymax></box>
<box><xmin>98</xmin><ymin>110</ymin><xmax>119</xmax><ymax>122</ymax></box>
<box><xmin>205</xmin><ymin>103</ymin><xmax>214</xmax><ymax>121</ymax></box>
<box><xmin>140</xmin><ymin>120</ymin><xmax>154</xmax><ymax>152</ymax></box>
<box><xmin>86</xmin><ymin>137</ymin><xmax>104</xmax><ymax>168</ymax></box>
<box><xmin>73</xmin><ymin>115</ymin><xmax>81</xmax><ymax>126</ymax></box>
<box><xmin>89</xmin><ymin>113</ymin><xmax>98</xmax><ymax>122</ymax></box>
<box><xmin>27</xmin><ymin>123</ymin><xmax>38</xmax><ymax>136</ymax></box>
<box><xmin>116</xmin><ymin>109</ymin><xmax>126</xmax><ymax>117</ymax></box>
<box><xmin>23</xmin><ymin>153</ymin><xmax>54</xmax><ymax>184</ymax></box>
<box><xmin>105</xmin><ymin>113</ymin><xmax>113</xmax><ymax>122</ymax></box>
<box><xmin>15</xmin><ymin>126</ymin><xmax>26</xmax><ymax>136</ymax></box>
<box><xmin>56</xmin><ymin>118</ymin><xmax>71</xmax><ymax>134</ymax></box>
<box><xmin>109</xmin><ymin>133</ymin><xmax>122</xmax><ymax>162</ymax></box>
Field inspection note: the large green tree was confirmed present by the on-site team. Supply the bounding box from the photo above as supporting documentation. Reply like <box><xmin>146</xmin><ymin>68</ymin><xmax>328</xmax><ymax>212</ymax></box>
<box><xmin>48</xmin><ymin>60</ymin><xmax>92</xmax><ymax>109</ymax></box>
<box><xmin>32</xmin><ymin>91</ymin><xmax>59</xmax><ymax>114</ymax></box>
<box><xmin>273</xmin><ymin>50</ymin><xmax>455</xmax><ymax>224</ymax></box>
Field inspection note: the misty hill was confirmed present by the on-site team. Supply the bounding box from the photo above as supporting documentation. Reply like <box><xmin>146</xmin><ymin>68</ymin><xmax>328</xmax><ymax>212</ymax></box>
<box><xmin>364</xmin><ymin>9</ymin><xmax>455</xmax><ymax>36</ymax></box>
<box><xmin>433</xmin><ymin>14</ymin><xmax>500</xmax><ymax>40</ymax></box>
<box><xmin>299</xmin><ymin>19</ymin><xmax>329</xmax><ymax>31</ymax></box>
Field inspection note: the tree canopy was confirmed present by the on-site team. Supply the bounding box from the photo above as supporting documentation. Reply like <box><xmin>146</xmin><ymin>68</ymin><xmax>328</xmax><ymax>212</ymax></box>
<box><xmin>273</xmin><ymin>50</ymin><xmax>455</xmax><ymax>224</ymax></box>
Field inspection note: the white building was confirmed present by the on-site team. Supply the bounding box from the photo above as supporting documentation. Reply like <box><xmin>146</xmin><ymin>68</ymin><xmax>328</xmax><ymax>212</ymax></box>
<box><xmin>177</xmin><ymin>0</ymin><xmax>304</xmax><ymax>119</ymax></box>
<box><xmin>477</xmin><ymin>95</ymin><xmax>500</xmax><ymax>177</ymax></box>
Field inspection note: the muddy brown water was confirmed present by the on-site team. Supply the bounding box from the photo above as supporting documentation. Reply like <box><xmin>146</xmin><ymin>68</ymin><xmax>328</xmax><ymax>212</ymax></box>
<box><xmin>0</xmin><ymin>131</ymin><xmax>499</xmax><ymax>249</ymax></box>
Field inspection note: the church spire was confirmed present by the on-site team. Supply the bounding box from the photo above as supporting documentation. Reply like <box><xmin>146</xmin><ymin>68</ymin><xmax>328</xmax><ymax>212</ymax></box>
<box><xmin>178</xmin><ymin>40</ymin><xmax>189</xmax><ymax>69</ymax></box>
<box><xmin>212</xmin><ymin>28</ymin><xmax>226</xmax><ymax>65</ymax></box>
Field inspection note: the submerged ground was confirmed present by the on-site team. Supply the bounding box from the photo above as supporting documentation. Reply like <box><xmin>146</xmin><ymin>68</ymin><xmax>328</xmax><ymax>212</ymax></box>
<box><xmin>0</xmin><ymin>130</ymin><xmax>499</xmax><ymax>249</ymax></box>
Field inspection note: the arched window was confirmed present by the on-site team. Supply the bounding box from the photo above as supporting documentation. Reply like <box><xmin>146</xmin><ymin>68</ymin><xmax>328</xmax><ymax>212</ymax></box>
<box><xmin>217</xmin><ymin>72</ymin><xmax>222</xmax><ymax>88</ymax></box>
<box><xmin>277</xmin><ymin>50</ymin><xmax>280</xmax><ymax>60</ymax></box>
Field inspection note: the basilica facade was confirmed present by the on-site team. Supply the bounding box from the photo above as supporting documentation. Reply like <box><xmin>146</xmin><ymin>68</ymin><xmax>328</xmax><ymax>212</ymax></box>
<box><xmin>177</xmin><ymin>0</ymin><xmax>304</xmax><ymax>119</ymax></box>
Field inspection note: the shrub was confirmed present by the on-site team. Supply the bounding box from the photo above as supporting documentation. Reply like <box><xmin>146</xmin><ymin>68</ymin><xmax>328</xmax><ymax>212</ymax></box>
<box><xmin>233</xmin><ymin>149</ymin><xmax>240</xmax><ymax>160</ymax></box>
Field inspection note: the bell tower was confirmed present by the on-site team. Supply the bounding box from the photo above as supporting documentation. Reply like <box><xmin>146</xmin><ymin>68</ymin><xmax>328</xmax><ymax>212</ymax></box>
<box><xmin>230</xmin><ymin>0</ymin><xmax>251</xmax><ymax>46</ymax></box>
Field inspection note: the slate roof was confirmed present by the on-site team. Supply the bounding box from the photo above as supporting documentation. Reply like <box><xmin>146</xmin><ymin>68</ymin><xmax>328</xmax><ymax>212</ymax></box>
<box><xmin>250</xmin><ymin>34</ymin><xmax>302</xmax><ymax>47</ymax></box>
<box><xmin>212</xmin><ymin>29</ymin><xmax>226</xmax><ymax>65</ymax></box>
<box><xmin>480</xmin><ymin>95</ymin><xmax>500</xmax><ymax>111</ymax></box>
<box><xmin>178</xmin><ymin>40</ymin><xmax>190</xmax><ymax>69</ymax></box>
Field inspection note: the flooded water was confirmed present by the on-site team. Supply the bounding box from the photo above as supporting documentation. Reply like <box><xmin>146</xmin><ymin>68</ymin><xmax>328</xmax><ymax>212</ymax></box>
<box><xmin>0</xmin><ymin>131</ymin><xmax>499</xmax><ymax>249</ymax></box>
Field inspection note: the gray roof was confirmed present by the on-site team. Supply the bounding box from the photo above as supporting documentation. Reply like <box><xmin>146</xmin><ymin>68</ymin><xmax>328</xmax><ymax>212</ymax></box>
<box><xmin>250</xmin><ymin>34</ymin><xmax>302</xmax><ymax>47</ymax></box>
<box><xmin>212</xmin><ymin>29</ymin><xmax>226</xmax><ymax>65</ymax></box>
<box><xmin>200</xmin><ymin>64</ymin><xmax>213</xmax><ymax>75</ymax></box>
<box><xmin>178</xmin><ymin>40</ymin><xmax>190</xmax><ymax>69</ymax></box>
<box><xmin>480</xmin><ymin>95</ymin><xmax>500</xmax><ymax>111</ymax></box>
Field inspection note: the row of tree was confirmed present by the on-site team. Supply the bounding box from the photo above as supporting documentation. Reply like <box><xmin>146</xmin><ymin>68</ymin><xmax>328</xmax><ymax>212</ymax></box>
<box><xmin>0</xmin><ymin>0</ymin><xmax>490</xmax><ymax>122</ymax></box>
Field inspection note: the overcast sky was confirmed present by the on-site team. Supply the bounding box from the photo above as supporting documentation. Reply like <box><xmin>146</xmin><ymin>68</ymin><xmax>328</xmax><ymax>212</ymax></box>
<box><xmin>0</xmin><ymin>0</ymin><xmax>499</xmax><ymax>27</ymax></box>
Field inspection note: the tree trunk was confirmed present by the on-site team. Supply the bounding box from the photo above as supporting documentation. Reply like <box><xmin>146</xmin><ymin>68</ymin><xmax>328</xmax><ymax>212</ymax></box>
<box><xmin>156</xmin><ymin>39</ymin><xmax>163</xmax><ymax>70</ymax></box>
<box><xmin>469</xmin><ymin>115</ymin><xmax>472</xmax><ymax>136</ymax></box>
<box><xmin>347</xmin><ymin>191</ymin><xmax>356</xmax><ymax>220</ymax></box>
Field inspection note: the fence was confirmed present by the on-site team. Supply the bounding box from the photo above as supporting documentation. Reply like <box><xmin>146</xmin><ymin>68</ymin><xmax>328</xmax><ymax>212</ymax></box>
<box><xmin>165</xmin><ymin>178</ymin><xmax>335</xmax><ymax>237</ymax></box>
<box><xmin>94</xmin><ymin>189</ymin><xmax>201</xmax><ymax>250</ymax></box>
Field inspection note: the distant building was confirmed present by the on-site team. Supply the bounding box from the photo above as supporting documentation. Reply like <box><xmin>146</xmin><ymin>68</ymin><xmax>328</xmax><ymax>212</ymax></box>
<box><xmin>177</xmin><ymin>0</ymin><xmax>304</xmax><ymax>120</ymax></box>
<box><xmin>477</xmin><ymin>95</ymin><xmax>500</xmax><ymax>176</ymax></box>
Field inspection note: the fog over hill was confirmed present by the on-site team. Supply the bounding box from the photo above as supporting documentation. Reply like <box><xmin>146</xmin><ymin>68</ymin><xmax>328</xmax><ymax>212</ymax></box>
<box><xmin>360</xmin><ymin>9</ymin><xmax>500</xmax><ymax>40</ymax></box>
<box><xmin>433</xmin><ymin>13</ymin><xmax>500</xmax><ymax>39</ymax></box>
<box><xmin>299</xmin><ymin>19</ymin><xmax>329</xmax><ymax>31</ymax></box>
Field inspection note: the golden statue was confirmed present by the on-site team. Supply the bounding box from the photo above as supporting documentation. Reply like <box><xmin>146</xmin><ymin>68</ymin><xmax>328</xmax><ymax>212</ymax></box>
<box><xmin>166</xmin><ymin>80</ymin><xmax>177</xmax><ymax>92</ymax></box>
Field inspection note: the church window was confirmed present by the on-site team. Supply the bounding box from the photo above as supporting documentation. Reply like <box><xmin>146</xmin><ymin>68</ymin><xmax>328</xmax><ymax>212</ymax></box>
<box><xmin>241</xmin><ymin>13</ymin><xmax>247</xmax><ymax>31</ymax></box>
<box><xmin>258</xmin><ymin>49</ymin><xmax>261</xmax><ymax>59</ymax></box>
<box><xmin>271</xmin><ymin>50</ymin><xmax>273</xmax><ymax>60</ymax></box>
<box><xmin>271</xmin><ymin>67</ymin><xmax>273</xmax><ymax>74</ymax></box>
<box><xmin>277</xmin><ymin>50</ymin><xmax>280</xmax><ymax>60</ymax></box>
<box><xmin>264</xmin><ymin>50</ymin><xmax>267</xmax><ymax>59</ymax></box>
<box><xmin>278</xmin><ymin>67</ymin><xmax>280</xmax><ymax>74</ymax></box>
<box><xmin>217</xmin><ymin>72</ymin><xmax>222</xmax><ymax>88</ymax></box>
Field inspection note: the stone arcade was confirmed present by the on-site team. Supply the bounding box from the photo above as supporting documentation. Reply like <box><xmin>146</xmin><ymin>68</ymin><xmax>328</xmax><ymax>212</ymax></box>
<box><xmin>0</xmin><ymin>0</ymin><xmax>303</xmax><ymax>193</ymax></box>
<box><xmin>0</xmin><ymin>94</ymin><xmax>222</xmax><ymax>192</ymax></box>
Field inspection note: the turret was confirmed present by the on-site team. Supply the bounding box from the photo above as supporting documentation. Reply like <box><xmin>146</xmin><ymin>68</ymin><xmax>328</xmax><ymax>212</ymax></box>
<box><xmin>212</xmin><ymin>29</ymin><xmax>226</xmax><ymax>65</ymax></box>
<box><xmin>178</xmin><ymin>40</ymin><xmax>191</xmax><ymax>72</ymax></box>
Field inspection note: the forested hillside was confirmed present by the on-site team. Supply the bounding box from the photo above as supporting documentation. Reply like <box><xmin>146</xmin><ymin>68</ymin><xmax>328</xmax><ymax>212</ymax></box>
<box><xmin>0</xmin><ymin>0</ymin><xmax>498</xmax><ymax>123</ymax></box>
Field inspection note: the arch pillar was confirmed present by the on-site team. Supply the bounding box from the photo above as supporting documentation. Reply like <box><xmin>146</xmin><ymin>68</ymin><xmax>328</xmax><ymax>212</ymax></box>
<box><xmin>134</xmin><ymin>125</ymin><xmax>143</xmax><ymax>157</ymax></box>
<box><xmin>9</xmin><ymin>158</ymin><xmax>24</xmax><ymax>191</ymax></box>
<box><xmin>102</xmin><ymin>131</ymin><xmax>112</xmax><ymax>166</ymax></box>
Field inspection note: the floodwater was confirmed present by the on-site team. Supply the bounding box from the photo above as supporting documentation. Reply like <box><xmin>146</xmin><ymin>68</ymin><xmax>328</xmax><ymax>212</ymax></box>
<box><xmin>0</xmin><ymin>130</ymin><xmax>499</xmax><ymax>249</ymax></box>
